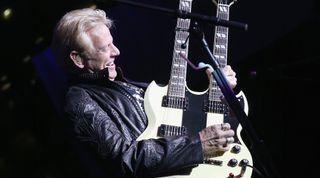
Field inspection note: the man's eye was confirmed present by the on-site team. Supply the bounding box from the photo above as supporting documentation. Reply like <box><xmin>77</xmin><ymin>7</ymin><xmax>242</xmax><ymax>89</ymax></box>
<box><xmin>100</xmin><ymin>47</ymin><xmax>107</xmax><ymax>52</ymax></box>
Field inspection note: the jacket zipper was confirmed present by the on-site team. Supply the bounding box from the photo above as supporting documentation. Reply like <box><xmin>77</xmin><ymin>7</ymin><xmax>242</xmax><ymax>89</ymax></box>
<box><xmin>112</xmin><ymin>82</ymin><xmax>147</xmax><ymax>126</ymax></box>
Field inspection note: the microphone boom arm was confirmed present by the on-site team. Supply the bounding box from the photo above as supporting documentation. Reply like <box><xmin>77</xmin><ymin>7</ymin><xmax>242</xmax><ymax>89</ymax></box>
<box><xmin>107</xmin><ymin>0</ymin><xmax>248</xmax><ymax>30</ymax></box>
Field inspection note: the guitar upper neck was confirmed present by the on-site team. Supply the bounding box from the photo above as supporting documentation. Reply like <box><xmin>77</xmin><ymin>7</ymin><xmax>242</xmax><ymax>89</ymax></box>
<box><xmin>213</xmin><ymin>2</ymin><xmax>230</xmax><ymax>68</ymax></box>
<box><xmin>209</xmin><ymin>2</ymin><xmax>230</xmax><ymax>101</ymax></box>
<box><xmin>167</xmin><ymin>0</ymin><xmax>193</xmax><ymax>98</ymax></box>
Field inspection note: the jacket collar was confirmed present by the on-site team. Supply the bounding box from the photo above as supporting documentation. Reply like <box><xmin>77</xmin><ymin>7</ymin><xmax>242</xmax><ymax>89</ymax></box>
<box><xmin>69</xmin><ymin>67</ymin><xmax>126</xmax><ymax>85</ymax></box>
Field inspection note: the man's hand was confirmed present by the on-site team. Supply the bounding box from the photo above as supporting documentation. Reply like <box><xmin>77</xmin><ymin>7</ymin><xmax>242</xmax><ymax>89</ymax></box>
<box><xmin>223</xmin><ymin>65</ymin><xmax>237</xmax><ymax>89</ymax></box>
<box><xmin>199</xmin><ymin>123</ymin><xmax>235</xmax><ymax>158</ymax></box>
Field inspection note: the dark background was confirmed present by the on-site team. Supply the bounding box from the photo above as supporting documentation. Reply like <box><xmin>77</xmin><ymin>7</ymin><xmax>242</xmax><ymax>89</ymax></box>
<box><xmin>0</xmin><ymin>0</ymin><xmax>319</xmax><ymax>177</ymax></box>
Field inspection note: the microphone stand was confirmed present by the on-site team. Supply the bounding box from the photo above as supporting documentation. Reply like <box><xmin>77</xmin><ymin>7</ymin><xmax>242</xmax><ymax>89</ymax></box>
<box><xmin>107</xmin><ymin>0</ymin><xmax>248</xmax><ymax>30</ymax></box>
<box><xmin>189</xmin><ymin>23</ymin><xmax>281</xmax><ymax>178</ymax></box>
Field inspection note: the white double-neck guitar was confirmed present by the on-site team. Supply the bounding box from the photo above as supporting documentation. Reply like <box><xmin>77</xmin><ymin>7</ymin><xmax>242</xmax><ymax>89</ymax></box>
<box><xmin>137</xmin><ymin>0</ymin><xmax>253</xmax><ymax>177</ymax></box>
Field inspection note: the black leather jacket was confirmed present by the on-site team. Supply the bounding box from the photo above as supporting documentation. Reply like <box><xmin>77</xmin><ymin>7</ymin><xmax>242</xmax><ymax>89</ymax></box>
<box><xmin>64</xmin><ymin>68</ymin><xmax>204</xmax><ymax>178</ymax></box>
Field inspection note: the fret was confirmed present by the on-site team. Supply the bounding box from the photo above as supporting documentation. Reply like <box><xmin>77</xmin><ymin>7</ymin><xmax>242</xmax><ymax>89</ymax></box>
<box><xmin>179</xmin><ymin>0</ymin><xmax>192</xmax><ymax>12</ymax></box>
<box><xmin>209</xmin><ymin>87</ymin><xmax>222</xmax><ymax>101</ymax></box>
<box><xmin>218</xmin><ymin>4</ymin><xmax>229</xmax><ymax>18</ymax></box>
<box><xmin>176</xmin><ymin>19</ymin><xmax>191</xmax><ymax>29</ymax></box>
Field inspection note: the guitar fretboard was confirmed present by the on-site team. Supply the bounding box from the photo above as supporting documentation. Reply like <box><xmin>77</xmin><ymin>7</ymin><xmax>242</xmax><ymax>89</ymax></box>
<box><xmin>209</xmin><ymin>2</ymin><xmax>230</xmax><ymax>102</ymax></box>
<box><xmin>167</xmin><ymin>0</ymin><xmax>193</xmax><ymax>99</ymax></box>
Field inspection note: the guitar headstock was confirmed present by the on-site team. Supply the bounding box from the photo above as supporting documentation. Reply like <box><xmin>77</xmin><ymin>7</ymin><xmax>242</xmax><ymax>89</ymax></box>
<box><xmin>212</xmin><ymin>0</ymin><xmax>238</xmax><ymax>6</ymax></box>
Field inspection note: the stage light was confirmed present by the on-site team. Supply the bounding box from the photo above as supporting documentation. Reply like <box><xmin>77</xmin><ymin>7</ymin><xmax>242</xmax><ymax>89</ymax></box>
<box><xmin>2</xmin><ymin>8</ymin><xmax>12</xmax><ymax>20</ymax></box>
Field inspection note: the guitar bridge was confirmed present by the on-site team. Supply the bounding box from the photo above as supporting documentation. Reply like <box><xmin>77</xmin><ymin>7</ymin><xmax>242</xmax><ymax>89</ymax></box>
<box><xmin>158</xmin><ymin>124</ymin><xmax>188</xmax><ymax>137</ymax></box>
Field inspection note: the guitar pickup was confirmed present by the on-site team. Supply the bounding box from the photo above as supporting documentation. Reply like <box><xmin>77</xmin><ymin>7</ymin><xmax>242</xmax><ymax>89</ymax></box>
<box><xmin>162</xmin><ymin>96</ymin><xmax>189</xmax><ymax>110</ymax></box>
<box><xmin>158</xmin><ymin>124</ymin><xmax>188</xmax><ymax>137</ymax></box>
<box><xmin>203</xmin><ymin>100</ymin><xmax>228</xmax><ymax>114</ymax></box>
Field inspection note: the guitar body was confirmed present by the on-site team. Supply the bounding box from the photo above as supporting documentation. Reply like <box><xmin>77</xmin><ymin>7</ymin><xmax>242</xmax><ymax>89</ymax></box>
<box><xmin>138</xmin><ymin>81</ymin><xmax>253</xmax><ymax>178</ymax></box>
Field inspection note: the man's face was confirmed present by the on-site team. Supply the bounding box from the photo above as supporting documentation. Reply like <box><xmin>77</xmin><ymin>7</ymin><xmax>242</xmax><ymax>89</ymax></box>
<box><xmin>85</xmin><ymin>23</ymin><xmax>120</xmax><ymax>81</ymax></box>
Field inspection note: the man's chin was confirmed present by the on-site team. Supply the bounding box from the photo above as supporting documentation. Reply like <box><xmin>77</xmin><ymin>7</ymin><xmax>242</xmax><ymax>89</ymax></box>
<box><xmin>108</xmin><ymin>72</ymin><xmax>117</xmax><ymax>81</ymax></box>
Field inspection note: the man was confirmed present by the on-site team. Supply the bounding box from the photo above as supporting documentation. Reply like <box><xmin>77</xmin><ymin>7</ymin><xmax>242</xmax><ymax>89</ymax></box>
<box><xmin>51</xmin><ymin>8</ymin><xmax>236</xmax><ymax>178</ymax></box>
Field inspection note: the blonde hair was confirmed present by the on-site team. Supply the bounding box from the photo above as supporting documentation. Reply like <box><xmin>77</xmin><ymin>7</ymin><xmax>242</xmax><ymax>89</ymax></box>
<box><xmin>51</xmin><ymin>8</ymin><xmax>113</xmax><ymax>74</ymax></box>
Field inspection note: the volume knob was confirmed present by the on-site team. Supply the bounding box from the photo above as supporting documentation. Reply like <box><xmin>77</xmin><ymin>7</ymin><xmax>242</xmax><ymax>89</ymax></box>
<box><xmin>228</xmin><ymin>158</ymin><xmax>238</xmax><ymax>167</ymax></box>
<box><xmin>239</xmin><ymin>159</ymin><xmax>249</xmax><ymax>167</ymax></box>
<box><xmin>231</xmin><ymin>145</ymin><xmax>241</xmax><ymax>154</ymax></box>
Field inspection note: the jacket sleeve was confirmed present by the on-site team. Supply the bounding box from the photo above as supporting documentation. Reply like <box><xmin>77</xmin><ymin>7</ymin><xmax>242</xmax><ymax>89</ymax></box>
<box><xmin>64</xmin><ymin>87</ymin><xmax>204</xmax><ymax>177</ymax></box>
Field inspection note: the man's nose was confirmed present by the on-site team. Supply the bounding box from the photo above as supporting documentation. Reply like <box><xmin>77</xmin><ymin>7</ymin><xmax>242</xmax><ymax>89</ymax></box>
<box><xmin>112</xmin><ymin>44</ymin><xmax>120</xmax><ymax>56</ymax></box>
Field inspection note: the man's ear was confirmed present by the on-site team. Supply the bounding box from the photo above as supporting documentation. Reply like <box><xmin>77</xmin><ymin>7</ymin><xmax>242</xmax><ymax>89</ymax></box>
<box><xmin>70</xmin><ymin>50</ymin><xmax>84</xmax><ymax>68</ymax></box>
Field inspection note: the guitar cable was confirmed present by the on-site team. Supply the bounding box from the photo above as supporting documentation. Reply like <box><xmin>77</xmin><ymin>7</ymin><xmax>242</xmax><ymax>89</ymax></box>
<box><xmin>245</xmin><ymin>164</ymin><xmax>265</xmax><ymax>178</ymax></box>
<box><xmin>180</xmin><ymin>35</ymin><xmax>190</xmax><ymax>49</ymax></box>
<box><xmin>228</xmin><ymin>164</ymin><xmax>264</xmax><ymax>178</ymax></box>
<box><xmin>178</xmin><ymin>52</ymin><xmax>213</xmax><ymax>71</ymax></box>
